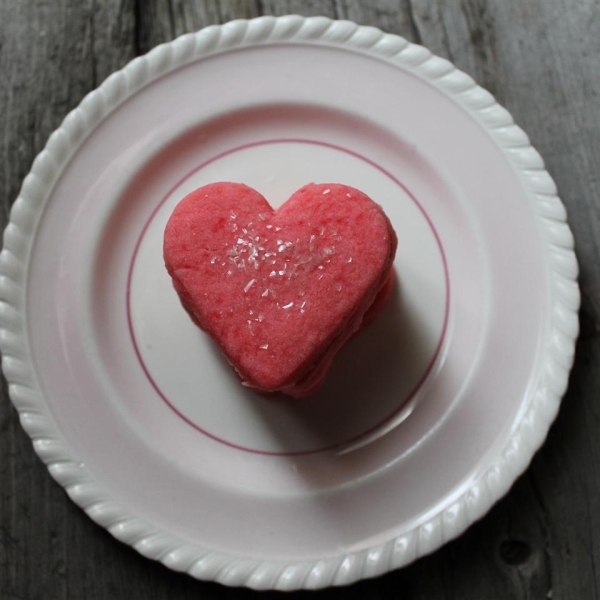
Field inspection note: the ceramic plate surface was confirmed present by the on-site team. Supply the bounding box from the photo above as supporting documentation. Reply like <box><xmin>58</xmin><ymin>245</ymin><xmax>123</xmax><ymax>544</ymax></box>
<box><xmin>0</xmin><ymin>16</ymin><xmax>579</xmax><ymax>590</ymax></box>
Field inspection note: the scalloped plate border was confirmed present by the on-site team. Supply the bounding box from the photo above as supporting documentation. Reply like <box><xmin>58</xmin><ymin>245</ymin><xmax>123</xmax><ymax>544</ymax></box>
<box><xmin>0</xmin><ymin>16</ymin><xmax>580</xmax><ymax>590</ymax></box>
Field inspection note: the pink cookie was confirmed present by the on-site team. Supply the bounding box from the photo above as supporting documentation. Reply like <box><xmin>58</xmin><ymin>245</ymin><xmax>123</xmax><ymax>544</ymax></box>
<box><xmin>164</xmin><ymin>182</ymin><xmax>397</xmax><ymax>397</ymax></box>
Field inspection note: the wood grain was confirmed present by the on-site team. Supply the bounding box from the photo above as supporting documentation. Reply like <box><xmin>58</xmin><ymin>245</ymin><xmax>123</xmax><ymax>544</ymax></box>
<box><xmin>1</xmin><ymin>1</ymin><xmax>599</xmax><ymax>598</ymax></box>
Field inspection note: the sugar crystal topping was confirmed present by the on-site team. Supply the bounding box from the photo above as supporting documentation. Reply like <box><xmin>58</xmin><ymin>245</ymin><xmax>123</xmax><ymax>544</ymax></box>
<box><xmin>207</xmin><ymin>211</ymin><xmax>362</xmax><ymax>349</ymax></box>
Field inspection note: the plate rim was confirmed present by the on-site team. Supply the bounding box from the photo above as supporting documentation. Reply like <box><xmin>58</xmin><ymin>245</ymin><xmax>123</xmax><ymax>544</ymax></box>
<box><xmin>0</xmin><ymin>15</ymin><xmax>580</xmax><ymax>590</ymax></box>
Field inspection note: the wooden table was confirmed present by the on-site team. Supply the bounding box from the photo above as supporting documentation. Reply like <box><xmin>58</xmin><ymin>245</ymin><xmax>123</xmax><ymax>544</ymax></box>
<box><xmin>1</xmin><ymin>1</ymin><xmax>598</xmax><ymax>598</ymax></box>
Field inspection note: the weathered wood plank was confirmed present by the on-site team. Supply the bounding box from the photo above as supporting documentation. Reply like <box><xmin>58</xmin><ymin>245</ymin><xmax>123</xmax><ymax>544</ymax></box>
<box><xmin>1</xmin><ymin>0</ymin><xmax>599</xmax><ymax>598</ymax></box>
<box><xmin>136</xmin><ymin>0</ymin><xmax>262</xmax><ymax>50</ymax></box>
<box><xmin>258</xmin><ymin>0</ymin><xmax>335</xmax><ymax>18</ymax></box>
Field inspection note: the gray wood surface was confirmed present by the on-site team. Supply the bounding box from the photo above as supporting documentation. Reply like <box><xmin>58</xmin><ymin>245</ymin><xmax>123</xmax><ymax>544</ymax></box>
<box><xmin>1</xmin><ymin>0</ymin><xmax>599</xmax><ymax>598</ymax></box>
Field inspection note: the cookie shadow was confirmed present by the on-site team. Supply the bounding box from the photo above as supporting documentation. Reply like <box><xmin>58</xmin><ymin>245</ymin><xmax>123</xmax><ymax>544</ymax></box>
<box><xmin>207</xmin><ymin>270</ymin><xmax>437</xmax><ymax>461</ymax></box>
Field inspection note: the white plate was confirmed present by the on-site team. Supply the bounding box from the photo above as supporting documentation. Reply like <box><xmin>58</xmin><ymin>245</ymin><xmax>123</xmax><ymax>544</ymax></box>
<box><xmin>0</xmin><ymin>16</ymin><xmax>579</xmax><ymax>590</ymax></box>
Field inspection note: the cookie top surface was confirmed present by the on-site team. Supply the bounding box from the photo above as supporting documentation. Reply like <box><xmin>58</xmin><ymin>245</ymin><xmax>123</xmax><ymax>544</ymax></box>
<box><xmin>164</xmin><ymin>182</ymin><xmax>396</xmax><ymax>390</ymax></box>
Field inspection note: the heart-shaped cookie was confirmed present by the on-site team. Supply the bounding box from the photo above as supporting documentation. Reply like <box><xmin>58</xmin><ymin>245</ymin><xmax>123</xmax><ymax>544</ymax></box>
<box><xmin>164</xmin><ymin>182</ymin><xmax>397</xmax><ymax>397</ymax></box>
